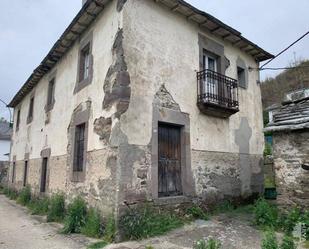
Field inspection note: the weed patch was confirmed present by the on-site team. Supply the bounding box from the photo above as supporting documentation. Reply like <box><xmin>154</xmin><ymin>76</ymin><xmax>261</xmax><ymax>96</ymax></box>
<box><xmin>253</xmin><ymin>198</ymin><xmax>278</xmax><ymax>228</ymax></box>
<box><xmin>17</xmin><ymin>186</ymin><xmax>31</xmax><ymax>206</ymax></box>
<box><xmin>280</xmin><ymin>235</ymin><xmax>296</xmax><ymax>249</ymax></box>
<box><xmin>47</xmin><ymin>193</ymin><xmax>65</xmax><ymax>222</ymax></box>
<box><xmin>261</xmin><ymin>230</ymin><xmax>278</xmax><ymax>249</ymax></box>
<box><xmin>81</xmin><ymin>208</ymin><xmax>103</xmax><ymax>238</ymax></box>
<box><xmin>28</xmin><ymin>197</ymin><xmax>50</xmax><ymax>215</ymax></box>
<box><xmin>62</xmin><ymin>196</ymin><xmax>87</xmax><ymax>234</ymax></box>
<box><xmin>103</xmin><ymin>215</ymin><xmax>116</xmax><ymax>243</ymax></box>
<box><xmin>120</xmin><ymin>206</ymin><xmax>184</xmax><ymax>240</ymax></box>
<box><xmin>193</xmin><ymin>238</ymin><xmax>221</xmax><ymax>249</ymax></box>
<box><xmin>87</xmin><ymin>241</ymin><xmax>108</xmax><ymax>249</ymax></box>
<box><xmin>186</xmin><ymin>205</ymin><xmax>209</xmax><ymax>220</ymax></box>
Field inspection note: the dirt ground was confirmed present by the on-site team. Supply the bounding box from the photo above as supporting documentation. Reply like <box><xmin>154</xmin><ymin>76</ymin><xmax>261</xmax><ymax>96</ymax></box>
<box><xmin>0</xmin><ymin>194</ymin><xmax>96</xmax><ymax>249</ymax></box>
<box><xmin>0</xmin><ymin>194</ymin><xmax>307</xmax><ymax>249</ymax></box>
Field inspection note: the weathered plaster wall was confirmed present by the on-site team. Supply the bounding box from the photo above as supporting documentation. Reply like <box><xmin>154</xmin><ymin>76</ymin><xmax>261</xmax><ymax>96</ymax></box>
<box><xmin>120</xmin><ymin>0</ymin><xmax>264</xmax><ymax>201</ymax></box>
<box><xmin>9</xmin><ymin>0</ymin><xmax>123</xmax><ymax>214</ymax></box>
<box><xmin>273</xmin><ymin>131</ymin><xmax>309</xmax><ymax>208</ymax></box>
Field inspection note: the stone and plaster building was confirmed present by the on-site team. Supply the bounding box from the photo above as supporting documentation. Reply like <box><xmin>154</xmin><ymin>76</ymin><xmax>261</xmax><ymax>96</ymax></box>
<box><xmin>265</xmin><ymin>89</ymin><xmax>309</xmax><ymax>208</ymax></box>
<box><xmin>8</xmin><ymin>0</ymin><xmax>273</xmax><ymax>216</ymax></box>
<box><xmin>0</xmin><ymin>120</ymin><xmax>12</xmax><ymax>184</ymax></box>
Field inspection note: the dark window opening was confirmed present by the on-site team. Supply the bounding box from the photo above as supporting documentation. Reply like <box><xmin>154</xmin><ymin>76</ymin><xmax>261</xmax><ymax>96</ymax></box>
<box><xmin>73</xmin><ymin>123</ymin><xmax>86</xmax><ymax>172</ymax></box>
<box><xmin>28</xmin><ymin>97</ymin><xmax>34</xmax><ymax>122</ymax></box>
<box><xmin>237</xmin><ymin>66</ymin><xmax>246</xmax><ymax>88</ymax></box>
<box><xmin>79</xmin><ymin>44</ymin><xmax>91</xmax><ymax>82</ymax></box>
<box><xmin>47</xmin><ymin>78</ymin><xmax>55</xmax><ymax>107</ymax></box>
<box><xmin>16</xmin><ymin>110</ymin><xmax>21</xmax><ymax>131</ymax></box>
<box><xmin>40</xmin><ymin>158</ymin><xmax>48</xmax><ymax>193</ymax></box>
<box><xmin>23</xmin><ymin>161</ymin><xmax>28</xmax><ymax>187</ymax></box>
<box><xmin>12</xmin><ymin>162</ymin><xmax>16</xmax><ymax>183</ymax></box>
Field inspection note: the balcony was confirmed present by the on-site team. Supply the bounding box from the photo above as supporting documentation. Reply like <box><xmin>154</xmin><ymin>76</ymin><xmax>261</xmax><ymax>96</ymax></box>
<box><xmin>197</xmin><ymin>69</ymin><xmax>239</xmax><ymax>118</ymax></box>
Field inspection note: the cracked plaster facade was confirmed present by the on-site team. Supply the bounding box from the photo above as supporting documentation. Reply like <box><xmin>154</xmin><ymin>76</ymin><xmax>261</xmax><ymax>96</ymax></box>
<box><xmin>9</xmin><ymin>0</ymin><xmax>265</xmax><ymax>217</ymax></box>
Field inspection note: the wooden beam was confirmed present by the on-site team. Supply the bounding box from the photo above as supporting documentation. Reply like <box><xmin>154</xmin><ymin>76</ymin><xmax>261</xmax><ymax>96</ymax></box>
<box><xmin>211</xmin><ymin>26</ymin><xmax>221</xmax><ymax>33</ymax></box>
<box><xmin>171</xmin><ymin>4</ymin><xmax>179</xmax><ymax>11</ymax></box>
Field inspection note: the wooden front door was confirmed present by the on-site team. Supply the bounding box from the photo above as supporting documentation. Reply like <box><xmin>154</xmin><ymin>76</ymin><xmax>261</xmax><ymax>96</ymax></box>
<box><xmin>40</xmin><ymin>158</ymin><xmax>48</xmax><ymax>193</ymax></box>
<box><xmin>158</xmin><ymin>123</ymin><xmax>182</xmax><ymax>197</ymax></box>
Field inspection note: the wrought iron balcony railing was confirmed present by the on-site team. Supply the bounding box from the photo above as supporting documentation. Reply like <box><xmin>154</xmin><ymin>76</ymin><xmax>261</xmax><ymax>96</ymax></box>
<box><xmin>197</xmin><ymin>69</ymin><xmax>239</xmax><ymax>118</ymax></box>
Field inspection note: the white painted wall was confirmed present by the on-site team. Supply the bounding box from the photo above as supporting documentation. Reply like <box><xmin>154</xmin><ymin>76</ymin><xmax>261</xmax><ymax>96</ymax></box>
<box><xmin>121</xmin><ymin>0</ymin><xmax>264</xmax><ymax>155</ymax></box>
<box><xmin>0</xmin><ymin>140</ymin><xmax>10</xmax><ymax>161</ymax></box>
<box><xmin>10</xmin><ymin>0</ymin><xmax>122</xmax><ymax>161</ymax></box>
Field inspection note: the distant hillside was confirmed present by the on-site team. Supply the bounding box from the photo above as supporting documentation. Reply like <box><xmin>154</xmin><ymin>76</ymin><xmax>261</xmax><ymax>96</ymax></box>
<box><xmin>261</xmin><ymin>60</ymin><xmax>309</xmax><ymax>109</ymax></box>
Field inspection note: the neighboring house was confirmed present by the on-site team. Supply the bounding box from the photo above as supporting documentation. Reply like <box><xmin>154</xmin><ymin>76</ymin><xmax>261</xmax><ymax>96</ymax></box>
<box><xmin>265</xmin><ymin>89</ymin><xmax>309</xmax><ymax>208</ymax></box>
<box><xmin>0</xmin><ymin>120</ymin><xmax>12</xmax><ymax>184</ymax></box>
<box><xmin>8</xmin><ymin>0</ymin><xmax>273</xmax><ymax>216</ymax></box>
<box><xmin>0</xmin><ymin>120</ymin><xmax>11</xmax><ymax>161</ymax></box>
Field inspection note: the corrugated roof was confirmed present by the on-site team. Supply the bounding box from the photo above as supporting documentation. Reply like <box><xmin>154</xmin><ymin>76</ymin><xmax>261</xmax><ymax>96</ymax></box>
<box><xmin>8</xmin><ymin>0</ymin><xmax>274</xmax><ymax>108</ymax></box>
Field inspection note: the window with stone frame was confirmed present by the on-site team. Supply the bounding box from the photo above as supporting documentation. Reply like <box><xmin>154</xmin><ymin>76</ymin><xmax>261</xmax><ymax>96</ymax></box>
<box><xmin>27</xmin><ymin>96</ymin><xmax>34</xmax><ymax>123</ymax></box>
<box><xmin>79</xmin><ymin>44</ymin><xmax>91</xmax><ymax>82</ymax></box>
<box><xmin>74</xmin><ymin>32</ymin><xmax>93</xmax><ymax>94</ymax></box>
<box><xmin>237</xmin><ymin>66</ymin><xmax>246</xmax><ymax>88</ymax></box>
<box><xmin>12</xmin><ymin>162</ymin><xmax>16</xmax><ymax>183</ymax></box>
<box><xmin>73</xmin><ymin>123</ymin><xmax>86</xmax><ymax>172</ymax></box>
<box><xmin>16</xmin><ymin>109</ymin><xmax>21</xmax><ymax>131</ymax></box>
<box><xmin>46</xmin><ymin>78</ymin><xmax>55</xmax><ymax>110</ymax></box>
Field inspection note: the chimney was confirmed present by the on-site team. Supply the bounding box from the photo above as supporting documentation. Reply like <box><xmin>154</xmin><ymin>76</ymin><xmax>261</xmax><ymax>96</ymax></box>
<box><xmin>82</xmin><ymin>0</ymin><xmax>87</xmax><ymax>6</ymax></box>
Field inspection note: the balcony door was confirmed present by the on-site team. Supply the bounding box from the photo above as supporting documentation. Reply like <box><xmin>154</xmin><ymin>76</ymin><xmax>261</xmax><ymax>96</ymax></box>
<box><xmin>203</xmin><ymin>54</ymin><xmax>219</xmax><ymax>103</ymax></box>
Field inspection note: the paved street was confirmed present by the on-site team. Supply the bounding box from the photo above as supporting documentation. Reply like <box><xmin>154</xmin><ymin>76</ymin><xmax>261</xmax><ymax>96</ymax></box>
<box><xmin>0</xmin><ymin>194</ymin><xmax>92</xmax><ymax>249</ymax></box>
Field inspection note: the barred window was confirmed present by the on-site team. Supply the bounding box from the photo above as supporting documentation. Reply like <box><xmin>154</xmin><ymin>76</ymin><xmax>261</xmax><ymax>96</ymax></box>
<box><xmin>73</xmin><ymin>123</ymin><xmax>86</xmax><ymax>172</ymax></box>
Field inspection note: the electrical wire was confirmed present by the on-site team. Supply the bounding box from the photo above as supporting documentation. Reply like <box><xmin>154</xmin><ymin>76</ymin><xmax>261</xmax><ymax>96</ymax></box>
<box><xmin>260</xmin><ymin>31</ymin><xmax>309</xmax><ymax>69</ymax></box>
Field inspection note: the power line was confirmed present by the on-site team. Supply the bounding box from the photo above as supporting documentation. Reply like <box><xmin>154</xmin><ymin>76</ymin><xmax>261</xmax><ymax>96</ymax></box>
<box><xmin>260</xmin><ymin>30</ymin><xmax>309</xmax><ymax>69</ymax></box>
<box><xmin>259</xmin><ymin>65</ymin><xmax>309</xmax><ymax>71</ymax></box>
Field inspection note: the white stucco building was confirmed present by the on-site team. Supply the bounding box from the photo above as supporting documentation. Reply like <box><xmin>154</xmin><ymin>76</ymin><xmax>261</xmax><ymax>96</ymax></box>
<box><xmin>8</xmin><ymin>0</ymin><xmax>273</xmax><ymax>216</ymax></box>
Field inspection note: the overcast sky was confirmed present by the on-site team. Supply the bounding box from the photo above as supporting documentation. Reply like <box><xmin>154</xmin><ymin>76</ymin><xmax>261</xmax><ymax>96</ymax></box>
<box><xmin>0</xmin><ymin>0</ymin><xmax>308</xmax><ymax>120</ymax></box>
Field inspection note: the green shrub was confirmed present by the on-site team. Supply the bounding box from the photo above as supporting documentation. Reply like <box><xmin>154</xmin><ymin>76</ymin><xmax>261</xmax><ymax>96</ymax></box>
<box><xmin>264</xmin><ymin>143</ymin><xmax>272</xmax><ymax>156</ymax></box>
<box><xmin>280</xmin><ymin>235</ymin><xmax>296</xmax><ymax>249</ymax></box>
<box><xmin>261</xmin><ymin>230</ymin><xmax>279</xmax><ymax>249</ymax></box>
<box><xmin>28</xmin><ymin>197</ymin><xmax>50</xmax><ymax>215</ymax></box>
<box><xmin>186</xmin><ymin>205</ymin><xmax>209</xmax><ymax>220</ymax></box>
<box><xmin>281</xmin><ymin>208</ymin><xmax>301</xmax><ymax>234</ymax></box>
<box><xmin>47</xmin><ymin>193</ymin><xmax>65</xmax><ymax>222</ymax></box>
<box><xmin>253</xmin><ymin>198</ymin><xmax>278</xmax><ymax>228</ymax></box>
<box><xmin>103</xmin><ymin>215</ymin><xmax>116</xmax><ymax>243</ymax></box>
<box><xmin>17</xmin><ymin>186</ymin><xmax>31</xmax><ymax>206</ymax></box>
<box><xmin>193</xmin><ymin>238</ymin><xmax>221</xmax><ymax>249</ymax></box>
<box><xmin>300</xmin><ymin>211</ymin><xmax>309</xmax><ymax>241</ymax></box>
<box><xmin>214</xmin><ymin>200</ymin><xmax>234</xmax><ymax>214</ymax></box>
<box><xmin>4</xmin><ymin>187</ymin><xmax>18</xmax><ymax>200</ymax></box>
<box><xmin>119</xmin><ymin>206</ymin><xmax>184</xmax><ymax>240</ymax></box>
<box><xmin>62</xmin><ymin>196</ymin><xmax>87</xmax><ymax>234</ymax></box>
<box><xmin>81</xmin><ymin>208</ymin><xmax>103</xmax><ymax>238</ymax></box>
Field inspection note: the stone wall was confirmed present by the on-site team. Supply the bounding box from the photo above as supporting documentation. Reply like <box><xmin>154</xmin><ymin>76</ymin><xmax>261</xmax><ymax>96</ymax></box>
<box><xmin>9</xmin><ymin>148</ymin><xmax>118</xmax><ymax>215</ymax></box>
<box><xmin>273</xmin><ymin>131</ymin><xmax>309</xmax><ymax>208</ymax></box>
<box><xmin>192</xmin><ymin>150</ymin><xmax>264</xmax><ymax>204</ymax></box>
